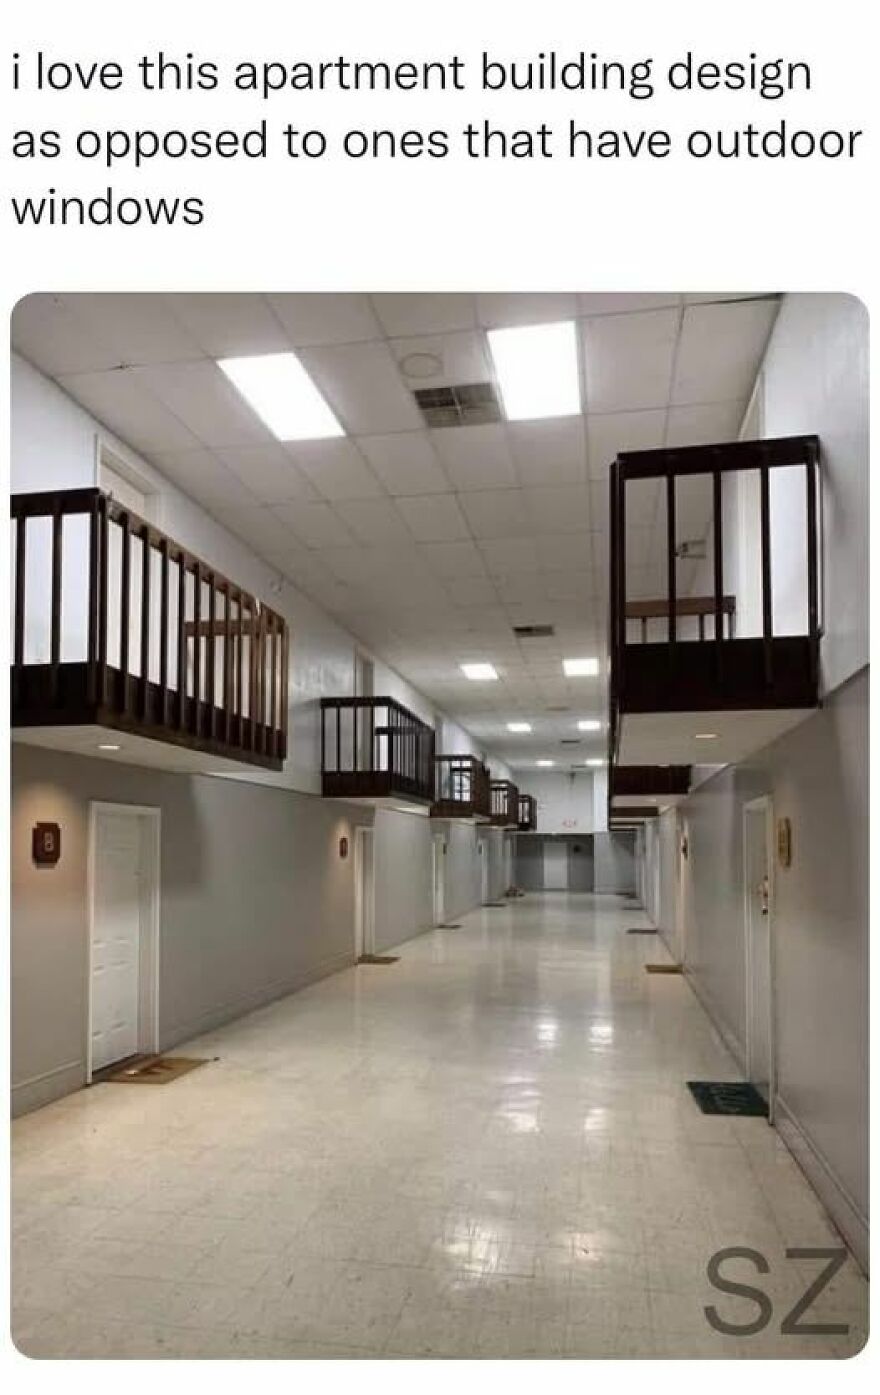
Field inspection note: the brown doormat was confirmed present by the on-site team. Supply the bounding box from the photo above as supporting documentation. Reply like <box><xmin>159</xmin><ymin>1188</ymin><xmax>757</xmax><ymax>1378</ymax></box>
<box><xmin>627</xmin><ymin>927</ymin><xmax>658</xmax><ymax>935</ymax></box>
<box><xmin>106</xmin><ymin>1055</ymin><xmax>210</xmax><ymax>1084</ymax></box>
<box><xmin>645</xmin><ymin>963</ymin><xmax>684</xmax><ymax>974</ymax></box>
<box><xmin>358</xmin><ymin>954</ymin><xmax>399</xmax><ymax>964</ymax></box>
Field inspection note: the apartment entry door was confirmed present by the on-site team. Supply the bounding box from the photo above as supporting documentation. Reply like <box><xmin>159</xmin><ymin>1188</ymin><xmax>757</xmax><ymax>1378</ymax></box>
<box><xmin>354</xmin><ymin>827</ymin><xmax>375</xmax><ymax>959</ymax></box>
<box><xmin>88</xmin><ymin>804</ymin><xmax>160</xmax><ymax>1077</ymax></box>
<box><xmin>432</xmin><ymin>835</ymin><xmax>446</xmax><ymax>926</ymax></box>
<box><xmin>744</xmin><ymin>797</ymin><xmax>774</xmax><ymax>1114</ymax></box>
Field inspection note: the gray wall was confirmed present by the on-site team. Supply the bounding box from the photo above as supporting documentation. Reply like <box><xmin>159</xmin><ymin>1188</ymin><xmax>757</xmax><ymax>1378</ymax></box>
<box><xmin>593</xmin><ymin>831</ymin><xmax>637</xmax><ymax>894</ymax></box>
<box><xmin>13</xmin><ymin>746</ymin><xmax>449</xmax><ymax>1115</ymax></box>
<box><xmin>515</xmin><ymin>835</ymin><xmax>595</xmax><ymax>891</ymax></box>
<box><xmin>677</xmin><ymin>669</ymin><xmax>868</xmax><ymax>1266</ymax></box>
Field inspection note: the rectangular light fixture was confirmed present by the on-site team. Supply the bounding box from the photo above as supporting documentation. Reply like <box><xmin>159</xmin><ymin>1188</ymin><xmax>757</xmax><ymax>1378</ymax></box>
<box><xmin>507</xmin><ymin>722</ymin><xmax>532</xmax><ymax>732</ymax></box>
<box><xmin>218</xmin><ymin>352</ymin><xmax>344</xmax><ymax>441</ymax></box>
<box><xmin>537</xmin><ymin>759</ymin><xmax>555</xmax><ymax>768</ymax></box>
<box><xmin>577</xmin><ymin>719</ymin><xmax>602</xmax><ymax>731</ymax></box>
<box><xmin>586</xmin><ymin>758</ymin><xmax>603</xmax><ymax>767</ymax></box>
<box><xmin>461</xmin><ymin>662</ymin><xmax>498</xmax><ymax>681</ymax></box>
<box><xmin>563</xmin><ymin>657</ymin><xmax>599</xmax><ymax>677</ymax></box>
<box><xmin>487</xmin><ymin>321</ymin><xmax>580</xmax><ymax>421</ymax></box>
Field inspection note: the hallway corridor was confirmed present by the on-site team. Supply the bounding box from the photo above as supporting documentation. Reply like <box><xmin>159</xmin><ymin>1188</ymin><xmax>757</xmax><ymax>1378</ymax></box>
<box><xmin>12</xmin><ymin>894</ymin><xmax>868</xmax><ymax>1360</ymax></box>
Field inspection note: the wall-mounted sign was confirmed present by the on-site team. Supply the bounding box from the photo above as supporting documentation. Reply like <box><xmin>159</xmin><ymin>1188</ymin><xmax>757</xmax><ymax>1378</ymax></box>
<box><xmin>339</xmin><ymin>836</ymin><xmax>349</xmax><ymax>860</ymax></box>
<box><xmin>32</xmin><ymin>822</ymin><xmax>61</xmax><ymax>866</ymax></box>
<box><xmin>776</xmin><ymin>817</ymin><xmax>792</xmax><ymax>868</ymax></box>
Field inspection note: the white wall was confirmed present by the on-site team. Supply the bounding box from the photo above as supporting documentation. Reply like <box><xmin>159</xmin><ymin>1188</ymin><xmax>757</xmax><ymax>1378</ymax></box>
<box><xmin>516</xmin><ymin>770</ymin><xmax>596</xmax><ymax>833</ymax></box>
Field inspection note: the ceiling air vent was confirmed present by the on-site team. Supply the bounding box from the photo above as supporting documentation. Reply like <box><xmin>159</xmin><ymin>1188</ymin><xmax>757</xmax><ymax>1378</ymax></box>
<box><xmin>513</xmin><ymin>624</ymin><xmax>556</xmax><ymax>639</ymax></box>
<box><xmin>560</xmin><ymin>739</ymin><xmax>582</xmax><ymax>746</ymax></box>
<box><xmin>413</xmin><ymin>382</ymin><xmax>502</xmax><ymax>428</ymax></box>
<box><xmin>546</xmin><ymin>705</ymin><xmax>570</xmax><ymax>713</ymax></box>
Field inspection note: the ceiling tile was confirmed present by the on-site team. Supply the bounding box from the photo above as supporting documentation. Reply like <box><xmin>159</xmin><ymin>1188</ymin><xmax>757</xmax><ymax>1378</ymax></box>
<box><xmin>272</xmin><ymin>500</ymin><xmax>355</xmax><ymax>549</ymax></box>
<box><xmin>150</xmin><ymin>449</ymin><xmax>258</xmax><ymax>509</ymax></box>
<box><xmin>130</xmin><ymin>361</ymin><xmax>271</xmax><ymax>446</ymax></box>
<box><xmin>165</xmin><ymin>294</ymin><xmax>289</xmax><ymax>357</ymax></box>
<box><xmin>523</xmin><ymin>485</ymin><xmax>592</xmax><ymax>535</ymax></box>
<box><xmin>334</xmin><ymin>497</ymin><xmax>413</xmax><ymax>546</ymax></box>
<box><xmin>418</xmin><ymin>540</ymin><xmax>488</xmax><ymax>578</ymax></box>
<box><xmin>66</xmin><ymin>294</ymin><xmax>205</xmax><ymax>365</ymax></box>
<box><xmin>431</xmin><ymin>424</ymin><xmax>517</xmax><ymax>492</ymax></box>
<box><xmin>508</xmin><ymin>417</ymin><xmax>587</xmax><ymax>487</ymax></box>
<box><xmin>478</xmin><ymin>537</ymin><xmax>541</xmax><ymax>576</ymax></box>
<box><xmin>321</xmin><ymin>546</ymin><xmax>415</xmax><ymax>584</ymax></box>
<box><xmin>672</xmin><ymin>299</ymin><xmax>779</xmax><ymax>405</ymax></box>
<box><xmin>358</xmin><ymin>431</ymin><xmax>451</xmax><ymax>495</ymax></box>
<box><xmin>55</xmin><ymin>368</ymin><xmax>202</xmax><ymax>454</ymax></box>
<box><xmin>587</xmin><ymin>409</ymin><xmax>667</xmax><ymax>477</ymax></box>
<box><xmin>215</xmin><ymin>444</ymin><xmax>320</xmax><ymax>503</ymax></box>
<box><xmin>396</xmin><ymin>494</ymin><xmax>470</xmax><ymax>542</ymax></box>
<box><xmin>444</xmin><ymin>576</ymin><xmax>500</xmax><ymax>607</ymax></box>
<box><xmin>534</xmin><ymin>534</ymin><xmax>594</xmax><ymax>572</ymax></box>
<box><xmin>459</xmin><ymin>489</ymin><xmax>530</xmax><ymax>539</ymax></box>
<box><xmin>266</xmin><ymin>294</ymin><xmax>382</xmax><ymax>346</ymax></box>
<box><xmin>13</xmin><ymin>294</ymin><xmax>125</xmax><ymax>375</ymax></box>
<box><xmin>214</xmin><ymin>503</ymin><xmax>299</xmax><ymax>555</ymax></box>
<box><xmin>289</xmin><ymin>438</ymin><xmax>383</xmax><ymax>500</ymax></box>
<box><xmin>298</xmin><ymin>341</ymin><xmax>422</xmax><ymax>434</ymax></box>
<box><xmin>390</xmin><ymin>329</ymin><xmax>492</xmax><ymax>389</ymax></box>
<box><xmin>579</xmin><ymin>293</ymin><xmax>682</xmax><ymax>316</ymax></box>
<box><xmin>582</xmin><ymin>308</ymin><xmax>680</xmax><ymax>413</ymax></box>
<box><xmin>476</xmin><ymin>293</ymin><xmax>579</xmax><ymax>328</ymax></box>
<box><xmin>371</xmin><ymin>294</ymin><xmax>477</xmax><ymax>336</ymax></box>
<box><xmin>665</xmin><ymin>401</ymin><xmax>746</xmax><ymax>448</ymax></box>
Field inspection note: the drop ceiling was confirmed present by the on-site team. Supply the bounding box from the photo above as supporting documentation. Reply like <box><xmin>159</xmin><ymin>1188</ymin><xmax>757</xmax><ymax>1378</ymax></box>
<box><xmin>11</xmin><ymin>291</ymin><xmax>780</xmax><ymax>769</ymax></box>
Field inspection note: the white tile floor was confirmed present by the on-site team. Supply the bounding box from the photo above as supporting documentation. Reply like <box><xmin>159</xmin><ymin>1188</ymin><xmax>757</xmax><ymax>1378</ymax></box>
<box><xmin>12</xmin><ymin>893</ymin><xmax>869</xmax><ymax>1360</ymax></box>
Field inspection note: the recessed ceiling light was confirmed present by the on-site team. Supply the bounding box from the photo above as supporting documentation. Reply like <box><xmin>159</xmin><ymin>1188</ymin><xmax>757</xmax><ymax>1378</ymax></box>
<box><xmin>586</xmin><ymin>758</ymin><xmax>603</xmax><ymax>767</ymax></box>
<box><xmin>98</xmin><ymin>743</ymin><xmax>121</xmax><ymax>751</ymax></box>
<box><xmin>218</xmin><ymin>352</ymin><xmax>344</xmax><ymax>441</ymax></box>
<box><xmin>695</xmin><ymin>732</ymin><xmax>718</xmax><ymax>740</ymax></box>
<box><xmin>563</xmin><ymin>657</ymin><xmax>599</xmax><ymax>677</ymax></box>
<box><xmin>461</xmin><ymin>662</ymin><xmax>498</xmax><ymax>681</ymax></box>
<box><xmin>507</xmin><ymin>722</ymin><xmax>532</xmax><ymax>732</ymax></box>
<box><xmin>537</xmin><ymin>759</ymin><xmax>555</xmax><ymax>767</ymax></box>
<box><xmin>577</xmin><ymin>719</ymin><xmax>602</xmax><ymax>731</ymax></box>
<box><xmin>487</xmin><ymin>321</ymin><xmax>580</xmax><ymax>421</ymax></box>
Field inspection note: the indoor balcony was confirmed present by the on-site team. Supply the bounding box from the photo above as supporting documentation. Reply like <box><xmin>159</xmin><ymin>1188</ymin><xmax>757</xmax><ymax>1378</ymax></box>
<box><xmin>320</xmin><ymin>696</ymin><xmax>435</xmax><ymax>810</ymax></box>
<box><xmin>609</xmin><ymin>434</ymin><xmax>820</xmax><ymax>768</ymax></box>
<box><xmin>609</xmin><ymin>763</ymin><xmax>691</xmax><ymax>822</ymax></box>
<box><xmin>11</xmin><ymin>488</ymin><xmax>288</xmax><ymax>772</ymax></box>
<box><xmin>489</xmin><ymin>779</ymin><xmax>520</xmax><ymax>828</ymax></box>
<box><xmin>431</xmin><ymin>754</ymin><xmax>491</xmax><ymax>822</ymax></box>
<box><xmin>517</xmin><ymin>794</ymin><xmax>538</xmax><ymax>832</ymax></box>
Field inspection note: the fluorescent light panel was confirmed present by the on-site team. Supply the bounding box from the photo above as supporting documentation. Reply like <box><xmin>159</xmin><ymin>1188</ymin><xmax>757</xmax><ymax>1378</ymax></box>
<box><xmin>487</xmin><ymin>321</ymin><xmax>580</xmax><ymax>421</ymax></box>
<box><xmin>586</xmin><ymin>759</ymin><xmax>603</xmax><ymax>767</ymax></box>
<box><xmin>563</xmin><ymin>657</ymin><xmax>599</xmax><ymax>676</ymax></box>
<box><xmin>537</xmin><ymin>759</ymin><xmax>555</xmax><ymax>767</ymax></box>
<box><xmin>218</xmin><ymin>352</ymin><xmax>343</xmax><ymax>441</ymax></box>
<box><xmin>507</xmin><ymin>722</ymin><xmax>532</xmax><ymax>732</ymax></box>
<box><xmin>461</xmin><ymin>662</ymin><xmax>498</xmax><ymax>681</ymax></box>
<box><xmin>577</xmin><ymin>719</ymin><xmax>601</xmax><ymax>731</ymax></box>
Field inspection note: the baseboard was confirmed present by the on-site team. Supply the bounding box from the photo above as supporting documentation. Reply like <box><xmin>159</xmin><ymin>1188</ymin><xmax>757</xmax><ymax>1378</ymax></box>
<box><xmin>12</xmin><ymin>1059</ymin><xmax>85</xmax><ymax>1117</ymax></box>
<box><xmin>774</xmin><ymin>1092</ymin><xmax>869</xmax><ymax>1276</ymax></box>
<box><xmin>682</xmin><ymin>964</ymin><xmax>747</xmax><ymax>1072</ymax></box>
<box><xmin>159</xmin><ymin>947</ymin><xmax>357</xmax><ymax>1051</ymax></box>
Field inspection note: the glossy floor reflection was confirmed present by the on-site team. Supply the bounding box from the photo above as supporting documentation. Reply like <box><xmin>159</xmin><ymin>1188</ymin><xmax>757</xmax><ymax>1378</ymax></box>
<box><xmin>12</xmin><ymin>893</ymin><xmax>868</xmax><ymax>1359</ymax></box>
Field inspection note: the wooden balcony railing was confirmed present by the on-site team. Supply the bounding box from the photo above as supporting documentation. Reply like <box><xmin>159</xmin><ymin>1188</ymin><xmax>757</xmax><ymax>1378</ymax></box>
<box><xmin>611</xmin><ymin>765</ymin><xmax>691</xmax><ymax>799</ymax></box>
<box><xmin>432</xmin><ymin>755</ymin><xmax>491</xmax><ymax>820</ymax></box>
<box><xmin>11</xmin><ymin>489</ymin><xmax>288</xmax><ymax>769</ymax></box>
<box><xmin>490</xmin><ymin>779</ymin><xmax>520</xmax><ymax>828</ymax></box>
<box><xmin>321</xmin><ymin>696</ymin><xmax>435</xmax><ymax>803</ymax></box>
<box><xmin>517</xmin><ymin>794</ymin><xmax>538</xmax><ymax>832</ymax></box>
<box><xmin>609</xmin><ymin>435</ymin><xmax>820</xmax><ymax>759</ymax></box>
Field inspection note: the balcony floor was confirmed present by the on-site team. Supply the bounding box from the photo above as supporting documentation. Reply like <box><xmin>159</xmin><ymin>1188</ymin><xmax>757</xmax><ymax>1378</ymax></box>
<box><xmin>11</xmin><ymin>724</ymin><xmax>280</xmax><ymax>777</ymax></box>
<box><xmin>618</xmin><ymin>707</ymin><xmax>815</xmax><ymax>767</ymax></box>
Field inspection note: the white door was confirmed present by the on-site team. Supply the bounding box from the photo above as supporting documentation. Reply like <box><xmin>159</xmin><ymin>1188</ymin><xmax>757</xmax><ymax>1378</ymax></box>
<box><xmin>355</xmin><ymin>828</ymin><xmax>375</xmax><ymax>958</ymax></box>
<box><xmin>479</xmin><ymin>839</ymin><xmax>490</xmax><ymax>904</ymax></box>
<box><xmin>744</xmin><ymin>799</ymin><xmax>773</xmax><ymax>1105</ymax></box>
<box><xmin>91</xmin><ymin>810</ymin><xmax>143</xmax><ymax>1071</ymax></box>
<box><xmin>432</xmin><ymin>836</ymin><xmax>446</xmax><ymax>926</ymax></box>
<box><xmin>543</xmin><ymin>841</ymin><xmax>568</xmax><ymax>890</ymax></box>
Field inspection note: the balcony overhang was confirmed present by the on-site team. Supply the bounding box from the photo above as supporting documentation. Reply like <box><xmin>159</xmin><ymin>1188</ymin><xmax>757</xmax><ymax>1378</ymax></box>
<box><xmin>432</xmin><ymin>754</ymin><xmax>492</xmax><ymax>822</ymax></box>
<box><xmin>321</xmin><ymin>696</ymin><xmax>435</xmax><ymax>806</ymax></box>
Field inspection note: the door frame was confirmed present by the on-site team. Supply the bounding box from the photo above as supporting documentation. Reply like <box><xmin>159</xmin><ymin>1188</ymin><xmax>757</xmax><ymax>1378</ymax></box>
<box><xmin>742</xmin><ymin>795</ymin><xmax>775</xmax><ymax>1120</ymax></box>
<box><xmin>354</xmin><ymin>825</ymin><xmax>375</xmax><ymax>958</ymax></box>
<box><xmin>86</xmin><ymin>802</ymin><xmax>161</xmax><ymax>1082</ymax></box>
<box><xmin>431</xmin><ymin>833</ymin><xmax>446</xmax><ymax>927</ymax></box>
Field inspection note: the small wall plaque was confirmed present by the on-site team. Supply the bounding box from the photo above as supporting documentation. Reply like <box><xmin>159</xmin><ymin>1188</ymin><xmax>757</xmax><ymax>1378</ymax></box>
<box><xmin>776</xmin><ymin>817</ymin><xmax>792</xmax><ymax>868</ymax></box>
<box><xmin>339</xmin><ymin>836</ymin><xmax>349</xmax><ymax>860</ymax></box>
<box><xmin>32</xmin><ymin>822</ymin><xmax>61</xmax><ymax>866</ymax></box>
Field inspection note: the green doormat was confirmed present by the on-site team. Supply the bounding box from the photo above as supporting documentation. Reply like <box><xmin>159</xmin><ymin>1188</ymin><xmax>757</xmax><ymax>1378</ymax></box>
<box><xmin>358</xmin><ymin>954</ymin><xmax>400</xmax><ymax>964</ymax></box>
<box><xmin>687</xmin><ymin>1081</ymin><xmax>769</xmax><ymax>1117</ymax></box>
<box><xmin>644</xmin><ymin>962</ymin><xmax>683</xmax><ymax>974</ymax></box>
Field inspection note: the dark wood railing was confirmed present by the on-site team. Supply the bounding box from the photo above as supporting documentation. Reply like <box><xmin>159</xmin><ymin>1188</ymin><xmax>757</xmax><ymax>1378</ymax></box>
<box><xmin>11</xmin><ymin>489</ymin><xmax>288</xmax><ymax>768</ymax></box>
<box><xmin>611</xmin><ymin>765</ymin><xmax>691</xmax><ymax>798</ymax></box>
<box><xmin>490</xmin><ymin>779</ymin><xmax>520</xmax><ymax>828</ymax></box>
<box><xmin>517</xmin><ymin>794</ymin><xmax>538</xmax><ymax>832</ymax></box>
<box><xmin>321</xmin><ymin>696</ymin><xmax>435</xmax><ymax>803</ymax></box>
<box><xmin>432</xmin><ymin>755</ymin><xmax>491</xmax><ymax>820</ymax></box>
<box><xmin>609</xmin><ymin>435</ymin><xmax>820</xmax><ymax>761</ymax></box>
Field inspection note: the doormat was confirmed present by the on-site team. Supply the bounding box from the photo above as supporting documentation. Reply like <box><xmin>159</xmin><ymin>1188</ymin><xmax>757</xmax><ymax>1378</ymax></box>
<box><xmin>627</xmin><ymin>927</ymin><xmax>658</xmax><ymax>935</ymax></box>
<box><xmin>358</xmin><ymin>954</ymin><xmax>399</xmax><ymax>965</ymax></box>
<box><xmin>107</xmin><ymin>1055</ymin><xmax>210</xmax><ymax>1085</ymax></box>
<box><xmin>644</xmin><ymin>963</ymin><xmax>683</xmax><ymax>974</ymax></box>
<box><xmin>687</xmin><ymin>1081</ymin><xmax>769</xmax><ymax>1117</ymax></box>
<box><xmin>442</xmin><ymin>923</ymin><xmax>462</xmax><ymax>929</ymax></box>
<box><xmin>484</xmin><ymin>902</ymin><xmax>506</xmax><ymax>908</ymax></box>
